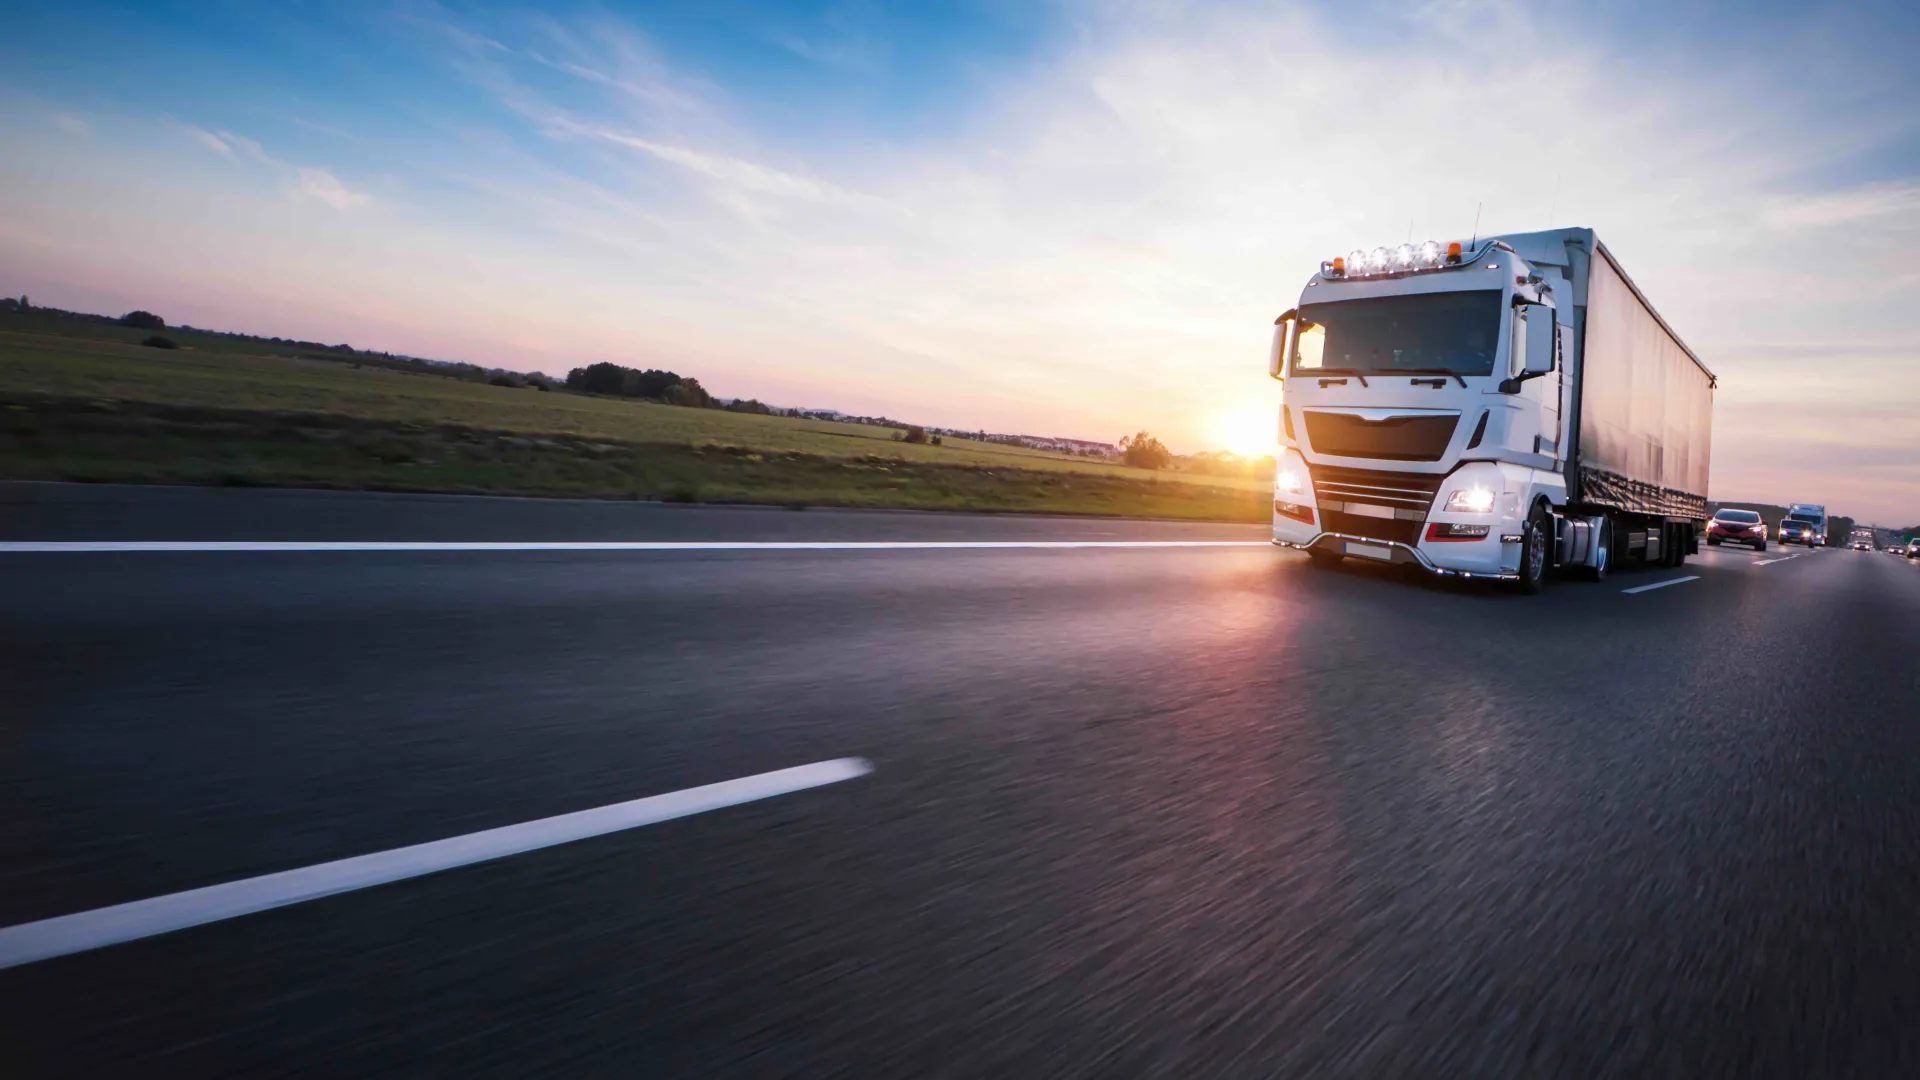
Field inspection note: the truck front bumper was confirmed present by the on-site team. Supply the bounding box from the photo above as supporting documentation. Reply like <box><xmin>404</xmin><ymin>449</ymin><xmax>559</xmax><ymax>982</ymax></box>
<box><xmin>1272</xmin><ymin>531</ymin><xmax>1522</xmax><ymax>582</ymax></box>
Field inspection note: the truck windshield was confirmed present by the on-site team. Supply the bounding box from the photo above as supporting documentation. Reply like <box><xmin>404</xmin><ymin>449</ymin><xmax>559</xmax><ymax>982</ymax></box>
<box><xmin>1787</xmin><ymin>513</ymin><xmax>1822</xmax><ymax>523</ymax></box>
<box><xmin>1296</xmin><ymin>291</ymin><xmax>1502</xmax><ymax>376</ymax></box>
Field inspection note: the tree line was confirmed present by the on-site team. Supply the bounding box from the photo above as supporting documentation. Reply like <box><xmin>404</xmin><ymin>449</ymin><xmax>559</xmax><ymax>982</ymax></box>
<box><xmin>563</xmin><ymin>361</ymin><xmax>780</xmax><ymax>414</ymax></box>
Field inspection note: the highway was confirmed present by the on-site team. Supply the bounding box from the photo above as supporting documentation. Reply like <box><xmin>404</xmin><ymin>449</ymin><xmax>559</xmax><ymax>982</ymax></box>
<box><xmin>4</xmin><ymin>482</ymin><xmax>1919</xmax><ymax>1077</ymax></box>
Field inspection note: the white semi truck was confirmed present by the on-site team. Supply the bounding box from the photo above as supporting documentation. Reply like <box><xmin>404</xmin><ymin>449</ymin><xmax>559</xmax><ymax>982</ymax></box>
<box><xmin>1266</xmin><ymin>227</ymin><xmax>1714</xmax><ymax>593</ymax></box>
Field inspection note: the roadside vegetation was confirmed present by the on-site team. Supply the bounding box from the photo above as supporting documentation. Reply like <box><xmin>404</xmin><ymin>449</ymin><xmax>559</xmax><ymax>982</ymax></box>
<box><xmin>0</xmin><ymin>305</ymin><xmax>1271</xmax><ymax>521</ymax></box>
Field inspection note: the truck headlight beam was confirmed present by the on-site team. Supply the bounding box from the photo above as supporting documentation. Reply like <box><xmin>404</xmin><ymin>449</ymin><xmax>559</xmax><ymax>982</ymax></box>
<box><xmin>1444</xmin><ymin>488</ymin><xmax>1497</xmax><ymax>514</ymax></box>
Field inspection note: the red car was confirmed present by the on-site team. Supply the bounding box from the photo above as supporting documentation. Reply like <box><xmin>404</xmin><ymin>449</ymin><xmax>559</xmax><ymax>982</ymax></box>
<box><xmin>1707</xmin><ymin>508</ymin><xmax>1767</xmax><ymax>551</ymax></box>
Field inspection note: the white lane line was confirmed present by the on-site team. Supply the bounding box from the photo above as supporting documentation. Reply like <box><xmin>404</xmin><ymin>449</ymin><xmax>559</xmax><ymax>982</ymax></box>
<box><xmin>0</xmin><ymin>540</ymin><xmax>1269</xmax><ymax>554</ymax></box>
<box><xmin>1622</xmin><ymin>575</ymin><xmax>1699</xmax><ymax>595</ymax></box>
<box><xmin>0</xmin><ymin>757</ymin><xmax>872</xmax><ymax>971</ymax></box>
<box><xmin>1752</xmin><ymin>555</ymin><xmax>1802</xmax><ymax>566</ymax></box>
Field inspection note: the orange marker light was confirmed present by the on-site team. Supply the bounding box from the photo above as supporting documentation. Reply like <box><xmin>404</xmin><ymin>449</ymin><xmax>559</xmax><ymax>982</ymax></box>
<box><xmin>1331</xmin><ymin>257</ymin><xmax>1346</xmax><ymax>273</ymax></box>
<box><xmin>1446</xmin><ymin>241</ymin><xmax>1463</xmax><ymax>258</ymax></box>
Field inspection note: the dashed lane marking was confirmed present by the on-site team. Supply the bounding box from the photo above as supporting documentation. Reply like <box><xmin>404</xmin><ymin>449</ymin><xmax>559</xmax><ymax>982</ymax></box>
<box><xmin>1622</xmin><ymin>575</ymin><xmax>1700</xmax><ymax>595</ymax></box>
<box><xmin>0</xmin><ymin>758</ymin><xmax>873</xmax><ymax>970</ymax></box>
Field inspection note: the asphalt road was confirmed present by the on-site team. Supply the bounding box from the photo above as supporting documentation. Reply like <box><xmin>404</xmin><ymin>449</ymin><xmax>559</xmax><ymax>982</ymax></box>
<box><xmin>4</xmin><ymin>483</ymin><xmax>1919</xmax><ymax>1078</ymax></box>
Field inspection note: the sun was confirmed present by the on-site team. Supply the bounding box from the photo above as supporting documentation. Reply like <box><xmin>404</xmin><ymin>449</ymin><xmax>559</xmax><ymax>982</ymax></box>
<box><xmin>1214</xmin><ymin>404</ymin><xmax>1278</xmax><ymax>458</ymax></box>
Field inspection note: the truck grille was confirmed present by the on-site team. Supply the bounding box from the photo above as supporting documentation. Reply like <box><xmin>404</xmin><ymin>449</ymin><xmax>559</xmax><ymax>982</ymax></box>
<box><xmin>1311</xmin><ymin>466</ymin><xmax>1444</xmax><ymax>547</ymax></box>
<box><xmin>1320</xmin><ymin>511</ymin><xmax>1423</xmax><ymax>546</ymax></box>
<box><xmin>1304</xmin><ymin>411</ymin><xmax>1458</xmax><ymax>462</ymax></box>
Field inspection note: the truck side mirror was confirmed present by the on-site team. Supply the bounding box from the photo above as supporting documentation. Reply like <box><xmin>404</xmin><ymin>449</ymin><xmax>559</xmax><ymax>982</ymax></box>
<box><xmin>1508</xmin><ymin>305</ymin><xmax>1529</xmax><ymax>379</ymax></box>
<box><xmin>1500</xmin><ymin>303</ymin><xmax>1556</xmax><ymax>392</ymax></box>
<box><xmin>1269</xmin><ymin>309</ymin><xmax>1296</xmax><ymax>382</ymax></box>
<box><xmin>1524</xmin><ymin>309</ymin><xmax>1557</xmax><ymax>376</ymax></box>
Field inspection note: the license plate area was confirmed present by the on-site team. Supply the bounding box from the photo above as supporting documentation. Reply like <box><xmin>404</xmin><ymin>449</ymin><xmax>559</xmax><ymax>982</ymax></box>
<box><xmin>1344</xmin><ymin>541</ymin><xmax>1392</xmax><ymax>561</ymax></box>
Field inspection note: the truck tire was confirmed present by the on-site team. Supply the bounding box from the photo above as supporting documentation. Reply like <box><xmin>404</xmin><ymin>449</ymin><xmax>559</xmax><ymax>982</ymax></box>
<box><xmin>1663</xmin><ymin>523</ymin><xmax>1684</xmax><ymax>567</ymax></box>
<box><xmin>1514</xmin><ymin>502</ymin><xmax>1549</xmax><ymax>594</ymax></box>
<box><xmin>1672</xmin><ymin>524</ymin><xmax>1689</xmax><ymax>566</ymax></box>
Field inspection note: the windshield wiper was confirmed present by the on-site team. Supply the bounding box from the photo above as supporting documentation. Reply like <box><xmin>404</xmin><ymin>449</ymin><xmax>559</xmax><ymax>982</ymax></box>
<box><xmin>1310</xmin><ymin>368</ymin><xmax>1369</xmax><ymax>387</ymax></box>
<box><xmin>1394</xmin><ymin>368</ymin><xmax>1469</xmax><ymax>388</ymax></box>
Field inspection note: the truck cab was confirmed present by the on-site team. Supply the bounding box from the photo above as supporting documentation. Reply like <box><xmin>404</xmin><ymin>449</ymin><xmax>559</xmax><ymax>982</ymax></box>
<box><xmin>1267</xmin><ymin>228</ymin><xmax>1713</xmax><ymax>592</ymax></box>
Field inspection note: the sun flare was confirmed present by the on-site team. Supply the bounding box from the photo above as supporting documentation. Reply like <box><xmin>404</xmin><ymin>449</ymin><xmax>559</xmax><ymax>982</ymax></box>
<box><xmin>1214</xmin><ymin>405</ymin><xmax>1279</xmax><ymax>458</ymax></box>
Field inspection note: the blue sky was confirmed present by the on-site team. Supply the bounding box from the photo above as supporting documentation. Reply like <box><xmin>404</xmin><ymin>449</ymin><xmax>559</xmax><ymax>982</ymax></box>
<box><xmin>3</xmin><ymin>0</ymin><xmax>1918</xmax><ymax>520</ymax></box>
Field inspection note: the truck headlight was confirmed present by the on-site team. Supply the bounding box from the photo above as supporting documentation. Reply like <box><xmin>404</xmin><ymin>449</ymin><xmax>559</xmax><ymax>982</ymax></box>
<box><xmin>1276</xmin><ymin>466</ymin><xmax>1305</xmax><ymax>495</ymax></box>
<box><xmin>1444</xmin><ymin>488</ymin><xmax>1497</xmax><ymax>513</ymax></box>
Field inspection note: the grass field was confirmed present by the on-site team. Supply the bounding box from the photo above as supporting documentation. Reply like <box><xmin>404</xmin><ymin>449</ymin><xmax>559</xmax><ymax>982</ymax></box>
<box><xmin>0</xmin><ymin>318</ymin><xmax>1271</xmax><ymax>520</ymax></box>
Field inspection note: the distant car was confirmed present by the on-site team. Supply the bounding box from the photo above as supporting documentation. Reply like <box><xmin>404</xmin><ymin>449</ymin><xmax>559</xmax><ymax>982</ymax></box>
<box><xmin>1706</xmin><ymin>509</ymin><xmax>1767</xmax><ymax>551</ymax></box>
<box><xmin>1778</xmin><ymin>519</ymin><xmax>1817</xmax><ymax>546</ymax></box>
<box><xmin>1908</xmin><ymin>539</ymin><xmax>1920</xmax><ymax>559</ymax></box>
<box><xmin>1852</xmin><ymin>540</ymin><xmax>1871</xmax><ymax>551</ymax></box>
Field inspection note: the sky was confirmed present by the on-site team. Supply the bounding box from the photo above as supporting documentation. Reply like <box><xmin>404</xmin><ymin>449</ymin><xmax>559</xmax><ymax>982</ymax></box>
<box><xmin>1</xmin><ymin>0</ymin><xmax>1917</xmax><ymax>523</ymax></box>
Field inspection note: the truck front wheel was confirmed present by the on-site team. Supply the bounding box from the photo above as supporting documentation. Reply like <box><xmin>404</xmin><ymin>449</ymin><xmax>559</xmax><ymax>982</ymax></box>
<box><xmin>1515</xmin><ymin>503</ymin><xmax>1549</xmax><ymax>594</ymax></box>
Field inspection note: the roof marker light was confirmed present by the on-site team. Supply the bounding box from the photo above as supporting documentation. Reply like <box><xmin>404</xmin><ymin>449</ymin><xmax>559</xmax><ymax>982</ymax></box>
<box><xmin>1330</xmin><ymin>239</ymin><xmax>1477</xmax><ymax>277</ymax></box>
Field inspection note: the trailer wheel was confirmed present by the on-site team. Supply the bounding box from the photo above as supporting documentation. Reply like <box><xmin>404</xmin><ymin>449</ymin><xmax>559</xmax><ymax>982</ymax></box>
<box><xmin>1515</xmin><ymin>502</ymin><xmax>1549</xmax><ymax>594</ymax></box>
<box><xmin>1662</xmin><ymin>523</ymin><xmax>1685</xmax><ymax>567</ymax></box>
<box><xmin>1672</xmin><ymin>524</ymin><xmax>1689</xmax><ymax>566</ymax></box>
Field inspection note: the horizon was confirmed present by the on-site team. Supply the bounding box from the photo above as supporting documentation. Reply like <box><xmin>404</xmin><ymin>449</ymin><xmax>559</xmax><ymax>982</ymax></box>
<box><xmin>3</xmin><ymin>0</ymin><xmax>1917</xmax><ymax>520</ymax></box>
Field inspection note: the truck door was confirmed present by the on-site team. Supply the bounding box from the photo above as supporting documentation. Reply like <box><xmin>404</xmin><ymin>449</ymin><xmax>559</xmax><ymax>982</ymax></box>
<box><xmin>1486</xmin><ymin>303</ymin><xmax>1564</xmax><ymax>463</ymax></box>
<box><xmin>1533</xmin><ymin>313</ymin><xmax>1566</xmax><ymax>459</ymax></box>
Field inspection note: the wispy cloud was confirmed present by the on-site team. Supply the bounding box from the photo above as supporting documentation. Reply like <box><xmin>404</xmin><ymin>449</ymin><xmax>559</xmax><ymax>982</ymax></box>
<box><xmin>585</xmin><ymin>126</ymin><xmax>872</xmax><ymax>208</ymax></box>
<box><xmin>1762</xmin><ymin>181</ymin><xmax>1920</xmax><ymax>231</ymax></box>
<box><xmin>296</xmin><ymin>166</ymin><xmax>371</xmax><ymax>211</ymax></box>
<box><xmin>180</xmin><ymin>123</ymin><xmax>234</xmax><ymax>157</ymax></box>
<box><xmin>169</xmin><ymin>117</ymin><xmax>372</xmax><ymax>213</ymax></box>
<box><xmin>215</xmin><ymin>128</ymin><xmax>269</xmax><ymax>163</ymax></box>
<box><xmin>773</xmin><ymin>30</ymin><xmax>886</xmax><ymax>73</ymax></box>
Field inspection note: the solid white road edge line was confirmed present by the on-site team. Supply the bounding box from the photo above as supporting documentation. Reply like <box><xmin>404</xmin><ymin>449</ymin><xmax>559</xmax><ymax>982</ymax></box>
<box><xmin>0</xmin><ymin>540</ymin><xmax>1270</xmax><ymax>553</ymax></box>
<box><xmin>0</xmin><ymin>757</ymin><xmax>873</xmax><ymax>971</ymax></box>
<box><xmin>1622</xmin><ymin>575</ymin><xmax>1699</xmax><ymax>595</ymax></box>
